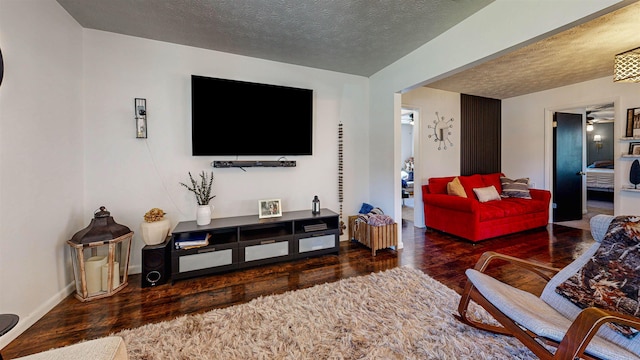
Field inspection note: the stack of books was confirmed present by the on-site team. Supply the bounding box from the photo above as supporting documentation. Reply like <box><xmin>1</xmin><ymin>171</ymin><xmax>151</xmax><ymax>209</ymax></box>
<box><xmin>174</xmin><ymin>233</ymin><xmax>211</xmax><ymax>249</ymax></box>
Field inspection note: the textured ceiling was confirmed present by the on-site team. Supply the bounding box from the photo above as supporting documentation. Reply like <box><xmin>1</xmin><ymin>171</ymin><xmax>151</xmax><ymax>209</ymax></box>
<box><xmin>426</xmin><ymin>1</ymin><xmax>640</xmax><ymax>99</ymax></box>
<box><xmin>54</xmin><ymin>0</ymin><xmax>640</xmax><ymax>98</ymax></box>
<box><xmin>55</xmin><ymin>0</ymin><xmax>493</xmax><ymax>77</ymax></box>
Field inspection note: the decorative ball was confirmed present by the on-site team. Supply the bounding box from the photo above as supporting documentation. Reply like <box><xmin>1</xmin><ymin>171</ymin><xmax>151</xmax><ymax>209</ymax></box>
<box><xmin>630</xmin><ymin>160</ymin><xmax>640</xmax><ymax>189</ymax></box>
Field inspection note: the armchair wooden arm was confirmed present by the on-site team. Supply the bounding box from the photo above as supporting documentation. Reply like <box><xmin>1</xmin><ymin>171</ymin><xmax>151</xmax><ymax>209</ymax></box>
<box><xmin>556</xmin><ymin>307</ymin><xmax>640</xmax><ymax>360</ymax></box>
<box><xmin>472</xmin><ymin>251</ymin><xmax>560</xmax><ymax>282</ymax></box>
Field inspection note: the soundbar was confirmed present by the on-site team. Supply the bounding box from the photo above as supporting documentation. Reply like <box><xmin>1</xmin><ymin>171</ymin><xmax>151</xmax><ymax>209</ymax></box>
<box><xmin>212</xmin><ymin>160</ymin><xmax>296</xmax><ymax>168</ymax></box>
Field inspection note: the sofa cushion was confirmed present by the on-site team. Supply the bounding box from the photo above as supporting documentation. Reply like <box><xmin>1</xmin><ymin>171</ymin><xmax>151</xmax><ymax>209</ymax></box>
<box><xmin>505</xmin><ymin>198</ymin><xmax>547</xmax><ymax>213</ymax></box>
<box><xmin>459</xmin><ymin>174</ymin><xmax>485</xmax><ymax>199</ymax></box>
<box><xmin>473</xmin><ymin>185</ymin><xmax>501</xmax><ymax>203</ymax></box>
<box><xmin>477</xmin><ymin>198</ymin><xmax>547</xmax><ymax>221</ymax></box>
<box><xmin>477</xmin><ymin>203</ymin><xmax>506</xmax><ymax>221</ymax></box>
<box><xmin>481</xmin><ymin>173</ymin><xmax>503</xmax><ymax>193</ymax></box>
<box><xmin>501</xmin><ymin>177</ymin><xmax>532</xmax><ymax>199</ymax></box>
<box><xmin>428</xmin><ymin>176</ymin><xmax>455</xmax><ymax>195</ymax></box>
<box><xmin>493</xmin><ymin>199</ymin><xmax>531</xmax><ymax>217</ymax></box>
<box><xmin>447</xmin><ymin>177</ymin><xmax>467</xmax><ymax>198</ymax></box>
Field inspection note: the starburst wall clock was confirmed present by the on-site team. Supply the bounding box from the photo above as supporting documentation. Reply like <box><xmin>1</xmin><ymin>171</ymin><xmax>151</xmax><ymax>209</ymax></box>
<box><xmin>427</xmin><ymin>112</ymin><xmax>454</xmax><ymax>150</ymax></box>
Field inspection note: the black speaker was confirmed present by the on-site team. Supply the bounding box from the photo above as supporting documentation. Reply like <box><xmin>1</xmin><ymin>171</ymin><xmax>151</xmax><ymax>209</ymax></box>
<box><xmin>141</xmin><ymin>239</ymin><xmax>170</xmax><ymax>288</ymax></box>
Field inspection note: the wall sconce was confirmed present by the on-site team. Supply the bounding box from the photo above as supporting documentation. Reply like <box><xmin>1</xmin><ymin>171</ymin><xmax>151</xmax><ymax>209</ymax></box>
<box><xmin>614</xmin><ymin>47</ymin><xmax>640</xmax><ymax>83</ymax></box>
<box><xmin>593</xmin><ymin>134</ymin><xmax>603</xmax><ymax>151</ymax></box>
<box><xmin>135</xmin><ymin>98</ymin><xmax>147</xmax><ymax>139</ymax></box>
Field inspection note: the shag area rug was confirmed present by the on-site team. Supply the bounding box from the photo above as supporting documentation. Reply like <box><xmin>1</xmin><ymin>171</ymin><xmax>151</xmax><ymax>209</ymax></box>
<box><xmin>116</xmin><ymin>267</ymin><xmax>536</xmax><ymax>359</ymax></box>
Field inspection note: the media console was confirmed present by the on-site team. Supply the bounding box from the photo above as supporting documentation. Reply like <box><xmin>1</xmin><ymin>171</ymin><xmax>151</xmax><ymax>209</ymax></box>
<box><xmin>170</xmin><ymin>209</ymin><xmax>339</xmax><ymax>283</ymax></box>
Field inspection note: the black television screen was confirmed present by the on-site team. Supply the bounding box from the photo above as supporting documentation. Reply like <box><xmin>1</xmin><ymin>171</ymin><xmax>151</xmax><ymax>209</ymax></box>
<box><xmin>191</xmin><ymin>75</ymin><xmax>313</xmax><ymax>156</ymax></box>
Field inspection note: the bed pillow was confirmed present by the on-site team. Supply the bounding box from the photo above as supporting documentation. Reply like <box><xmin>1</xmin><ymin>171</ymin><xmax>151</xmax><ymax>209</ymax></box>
<box><xmin>446</xmin><ymin>177</ymin><xmax>467</xmax><ymax>198</ymax></box>
<box><xmin>500</xmin><ymin>177</ymin><xmax>532</xmax><ymax>199</ymax></box>
<box><xmin>473</xmin><ymin>185</ymin><xmax>501</xmax><ymax>203</ymax></box>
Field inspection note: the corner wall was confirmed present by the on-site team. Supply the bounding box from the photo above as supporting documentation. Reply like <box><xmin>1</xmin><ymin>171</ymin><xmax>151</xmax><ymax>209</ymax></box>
<box><xmin>0</xmin><ymin>0</ymin><xmax>84</xmax><ymax>347</ymax></box>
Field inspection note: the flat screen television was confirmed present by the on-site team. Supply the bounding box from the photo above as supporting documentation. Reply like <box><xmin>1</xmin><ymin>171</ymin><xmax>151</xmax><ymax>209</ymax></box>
<box><xmin>191</xmin><ymin>75</ymin><xmax>313</xmax><ymax>156</ymax></box>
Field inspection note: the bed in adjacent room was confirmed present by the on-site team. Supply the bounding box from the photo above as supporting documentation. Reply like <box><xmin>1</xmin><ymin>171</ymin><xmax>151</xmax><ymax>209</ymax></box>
<box><xmin>586</xmin><ymin>160</ymin><xmax>614</xmax><ymax>193</ymax></box>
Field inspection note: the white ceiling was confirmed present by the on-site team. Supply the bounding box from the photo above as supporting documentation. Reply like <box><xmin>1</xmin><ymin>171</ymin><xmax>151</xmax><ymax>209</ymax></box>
<box><xmin>55</xmin><ymin>0</ymin><xmax>640</xmax><ymax>99</ymax></box>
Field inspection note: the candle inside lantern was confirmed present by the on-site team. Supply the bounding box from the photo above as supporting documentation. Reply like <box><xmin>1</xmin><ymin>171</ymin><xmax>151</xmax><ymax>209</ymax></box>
<box><xmin>85</xmin><ymin>256</ymin><xmax>107</xmax><ymax>294</ymax></box>
<box><xmin>101</xmin><ymin>262</ymin><xmax>120</xmax><ymax>291</ymax></box>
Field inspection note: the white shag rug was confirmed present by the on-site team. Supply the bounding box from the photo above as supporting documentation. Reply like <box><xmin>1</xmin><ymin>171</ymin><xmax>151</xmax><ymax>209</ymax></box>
<box><xmin>116</xmin><ymin>267</ymin><xmax>536</xmax><ymax>359</ymax></box>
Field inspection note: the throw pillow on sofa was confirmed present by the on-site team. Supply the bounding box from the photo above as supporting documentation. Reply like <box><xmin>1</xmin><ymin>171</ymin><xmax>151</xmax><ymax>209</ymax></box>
<box><xmin>500</xmin><ymin>177</ymin><xmax>532</xmax><ymax>199</ymax></box>
<box><xmin>473</xmin><ymin>185</ymin><xmax>502</xmax><ymax>203</ymax></box>
<box><xmin>446</xmin><ymin>177</ymin><xmax>467</xmax><ymax>198</ymax></box>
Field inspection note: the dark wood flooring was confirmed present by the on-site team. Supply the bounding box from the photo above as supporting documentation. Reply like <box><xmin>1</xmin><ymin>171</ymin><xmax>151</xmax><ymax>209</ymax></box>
<box><xmin>1</xmin><ymin>221</ymin><xmax>594</xmax><ymax>359</ymax></box>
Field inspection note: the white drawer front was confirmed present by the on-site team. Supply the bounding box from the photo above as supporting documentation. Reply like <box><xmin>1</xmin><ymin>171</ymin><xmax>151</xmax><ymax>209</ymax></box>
<box><xmin>299</xmin><ymin>234</ymin><xmax>335</xmax><ymax>253</ymax></box>
<box><xmin>180</xmin><ymin>249</ymin><xmax>232</xmax><ymax>273</ymax></box>
<box><xmin>245</xmin><ymin>241</ymin><xmax>288</xmax><ymax>262</ymax></box>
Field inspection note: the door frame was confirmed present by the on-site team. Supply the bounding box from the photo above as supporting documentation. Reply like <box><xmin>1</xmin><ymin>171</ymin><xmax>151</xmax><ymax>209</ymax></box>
<box><xmin>543</xmin><ymin>98</ymin><xmax>619</xmax><ymax>222</ymax></box>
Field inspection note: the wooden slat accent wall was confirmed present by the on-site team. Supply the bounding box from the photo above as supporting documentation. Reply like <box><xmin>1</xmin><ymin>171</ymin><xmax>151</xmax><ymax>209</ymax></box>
<box><xmin>460</xmin><ymin>94</ymin><xmax>501</xmax><ymax>175</ymax></box>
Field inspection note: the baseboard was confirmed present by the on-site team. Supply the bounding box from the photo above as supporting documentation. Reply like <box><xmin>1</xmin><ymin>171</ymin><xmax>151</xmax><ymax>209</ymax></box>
<box><xmin>0</xmin><ymin>264</ymin><xmax>143</xmax><ymax>350</ymax></box>
<box><xmin>0</xmin><ymin>282</ymin><xmax>76</xmax><ymax>350</ymax></box>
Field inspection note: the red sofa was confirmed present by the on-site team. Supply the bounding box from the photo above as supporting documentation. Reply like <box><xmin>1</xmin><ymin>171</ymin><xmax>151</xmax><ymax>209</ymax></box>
<box><xmin>422</xmin><ymin>173</ymin><xmax>551</xmax><ymax>242</ymax></box>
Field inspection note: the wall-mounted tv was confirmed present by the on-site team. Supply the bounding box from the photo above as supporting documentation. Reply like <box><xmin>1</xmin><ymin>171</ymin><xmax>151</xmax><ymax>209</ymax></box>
<box><xmin>191</xmin><ymin>75</ymin><xmax>313</xmax><ymax>156</ymax></box>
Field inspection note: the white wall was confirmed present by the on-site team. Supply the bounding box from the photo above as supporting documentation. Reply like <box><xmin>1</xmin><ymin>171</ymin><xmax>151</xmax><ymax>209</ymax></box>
<box><xmin>502</xmin><ymin>76</ymin><xmax>640</xmax><ymax>216</ymax></box>
<box><xmin>82</xmin><ymin>30</ymin><xmax>370</xmax><ymax>273</ymax></box>
<box><xmin>402</xmin><ymin>87</ymin><xmax>461</xmax><ymax>227</ymax></box>
<box><xmin>369</xmin><ymin>0</ymin><xmax>622</xmax><ymax>244</ymax></box>
<box><xmin>0</xmin><ymin>0</ymin><xmax>84</xmax><ymax>348</ymax></box>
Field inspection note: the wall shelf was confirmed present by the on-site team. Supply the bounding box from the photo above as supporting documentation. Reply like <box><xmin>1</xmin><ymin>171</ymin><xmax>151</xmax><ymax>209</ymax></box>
<box><xmin>621</xmin><ymin>186</ymin><xmax>640</xmax><ymax>193</ymax></box>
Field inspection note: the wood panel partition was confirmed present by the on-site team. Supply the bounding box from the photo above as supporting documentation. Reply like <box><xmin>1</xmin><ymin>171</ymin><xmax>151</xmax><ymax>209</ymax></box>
<box><xmin>460</xmin><ymin>94</ymin><xmax>501</xmax><ymax>175</ymax></box>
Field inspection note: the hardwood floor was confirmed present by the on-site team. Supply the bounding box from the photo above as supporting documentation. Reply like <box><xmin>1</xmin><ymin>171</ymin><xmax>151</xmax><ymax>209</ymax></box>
<box><xmin>1</xmin><ymin>221</ymin><xmax>594</xmax><ymax>359</ymax></box>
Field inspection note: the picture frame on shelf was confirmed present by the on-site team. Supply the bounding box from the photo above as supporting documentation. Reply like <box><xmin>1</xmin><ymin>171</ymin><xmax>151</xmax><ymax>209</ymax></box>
<box><xmin>629</xmin><ymin>142</ymin><xmax>640</xmax><ymax>155</ymax></box>
<box><xmin>626</xmin><ymin>107</ymin><xmax>640</xmax><ymax>138</ymax></box>
<box><xmin>258</xmin><ymin>198</ymin><xmax>282</xmax><ymax>219</ymax></box>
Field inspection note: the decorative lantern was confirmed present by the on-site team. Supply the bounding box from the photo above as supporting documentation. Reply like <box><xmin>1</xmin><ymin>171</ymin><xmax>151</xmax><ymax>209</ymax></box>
<box><xmin>67</xmin><ymin>206</ymin><xmax>133</xmax><ymax>302</ymax></box>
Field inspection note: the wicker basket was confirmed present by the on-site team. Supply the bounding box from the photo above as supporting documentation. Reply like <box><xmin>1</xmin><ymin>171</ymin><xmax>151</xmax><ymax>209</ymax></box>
<box><xmin>348</xmin><ymin>215</ymin><xmax>398</xmax><ymax>256</ymax></box>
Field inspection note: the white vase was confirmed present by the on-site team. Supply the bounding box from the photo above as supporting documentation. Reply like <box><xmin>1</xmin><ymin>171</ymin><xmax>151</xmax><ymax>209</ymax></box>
<box><xmin>140</xmin><ymin>218</ymin><xmax>171</xmax><ymax>246</ymax></box>
<box><xmin>196</xmin><ymin>205</ymin><xmax>212</xmax><ymax>226</ymax></box>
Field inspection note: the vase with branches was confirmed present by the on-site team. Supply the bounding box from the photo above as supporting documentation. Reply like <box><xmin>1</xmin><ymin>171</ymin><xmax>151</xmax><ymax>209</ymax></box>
<box><xmin>180</xmin><ymin>171</ymin><xmax>216</xmax><ymax>225</ymax></box>
<box><xmin>180</xmin><ymin>171</ymin><xmax>216</xmax><ymax>205</ymax></box>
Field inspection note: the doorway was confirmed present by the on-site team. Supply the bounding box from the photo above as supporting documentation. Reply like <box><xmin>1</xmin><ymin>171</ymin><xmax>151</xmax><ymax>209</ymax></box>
<box><xmin>401</xmin><ymin>107</ymin><xmax>417</xmax><ymax>224</ymax></box>
<box><xmin>553</xmin><ymin>103</ymin><xmax>615</xmax><ymax>230</ymax></box>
